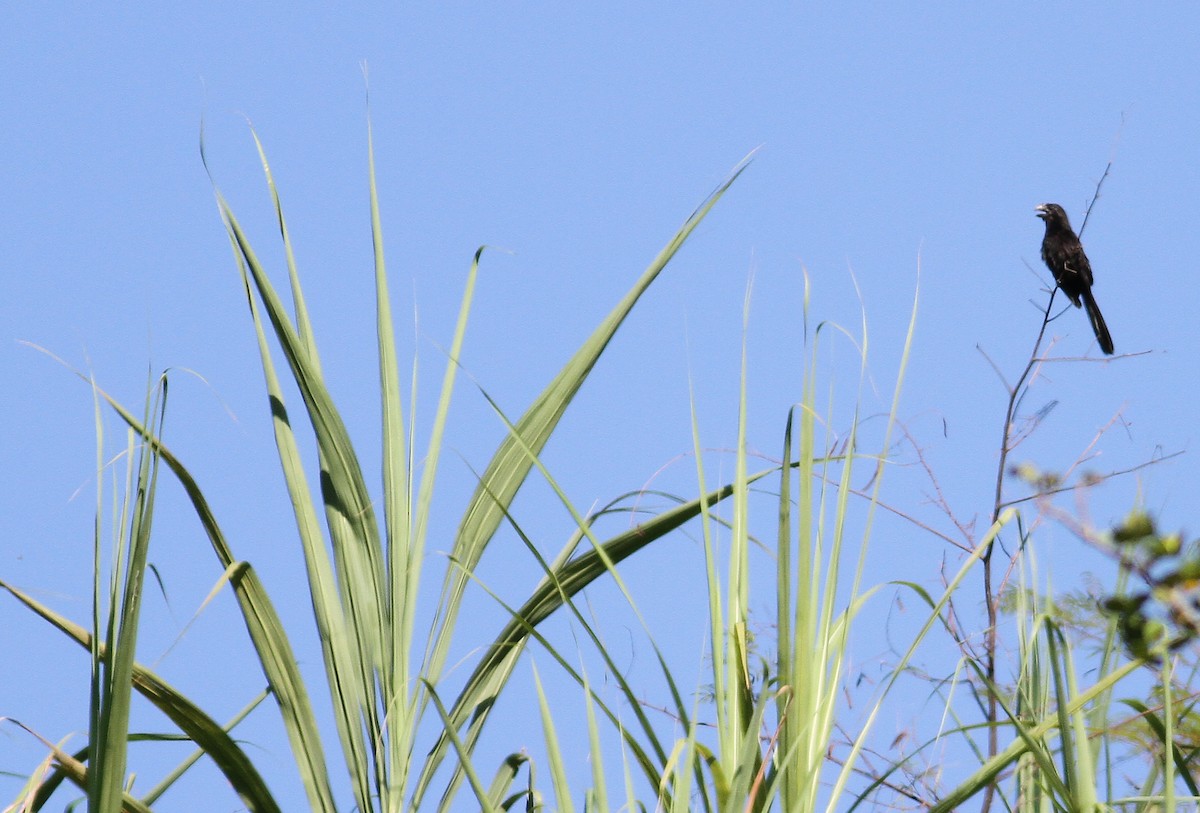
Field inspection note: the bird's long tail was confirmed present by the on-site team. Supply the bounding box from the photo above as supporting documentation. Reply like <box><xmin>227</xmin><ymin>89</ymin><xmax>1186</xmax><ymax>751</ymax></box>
<box><xmin>1081</xmin><ymin>288</ymin><xmax>1115</xmax><ymax>355</ymax></box>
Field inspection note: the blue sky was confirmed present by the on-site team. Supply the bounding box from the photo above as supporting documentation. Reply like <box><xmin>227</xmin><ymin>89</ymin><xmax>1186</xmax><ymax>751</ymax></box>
<box><xmin>3</xmin><ymin>4</ymin><xmax>1198</xmax><ymax>809</ymax></box>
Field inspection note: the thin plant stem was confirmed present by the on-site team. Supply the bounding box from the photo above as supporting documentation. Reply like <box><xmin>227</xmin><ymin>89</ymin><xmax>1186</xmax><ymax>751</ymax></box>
<box><xmin>978</xmin><ymin>163</ymin><xmax>1111</xmax><ymax>813</ymax></box>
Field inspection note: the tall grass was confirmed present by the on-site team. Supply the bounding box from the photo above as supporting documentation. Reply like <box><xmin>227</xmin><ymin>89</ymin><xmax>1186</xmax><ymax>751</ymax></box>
<box><xmin>5</xmin><ymin>119</ymin><xmax>1197</xmax><ymax>813</ymax></box>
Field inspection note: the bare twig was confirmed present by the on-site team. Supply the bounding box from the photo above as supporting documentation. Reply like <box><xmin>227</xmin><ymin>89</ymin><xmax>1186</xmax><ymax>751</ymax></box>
<box><xmin>978</xmin><ymin>285</ymin><xmax>1055</xmax><ymax>813</ymax></box>
<box><xmin>979</xmin><ymin>164</ymin><xmax>1113</xmax><ymax>813</ymax></box>
<box><xmin>999</xmin><ymin>448</ymin><xmax>1181</xmax><ymax>511</ymax></box>
<box><xmin>1078</xmin><ymin>162</ymin><xmax>1112</xmax><ymax>238</ymax></box>
<box><xmin>900</xmin><ymin>424</ymin><xmax>977</xmax><ymax>549</ymax></box>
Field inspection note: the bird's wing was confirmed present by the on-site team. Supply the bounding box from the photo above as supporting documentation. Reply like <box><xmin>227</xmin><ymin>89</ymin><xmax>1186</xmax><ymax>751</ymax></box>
<box><xmin>1066</xmin><ymin>244</ymin><xmax>1094</xmax><ymax>285</ymax></box>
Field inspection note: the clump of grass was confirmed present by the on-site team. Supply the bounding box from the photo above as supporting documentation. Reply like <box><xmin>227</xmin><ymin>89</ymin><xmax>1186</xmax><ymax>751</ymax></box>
<box><xmin>5</xmin><ymin>118</ymin><xmax>1197</xmax><ymax>813</ymax></box>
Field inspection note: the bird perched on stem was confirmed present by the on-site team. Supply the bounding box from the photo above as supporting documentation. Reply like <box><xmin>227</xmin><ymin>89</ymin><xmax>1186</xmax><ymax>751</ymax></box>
<box><xmin>1035</xmin><ymin>202</ymin><xmax>1114</xmax><ymax>355</ymax></box>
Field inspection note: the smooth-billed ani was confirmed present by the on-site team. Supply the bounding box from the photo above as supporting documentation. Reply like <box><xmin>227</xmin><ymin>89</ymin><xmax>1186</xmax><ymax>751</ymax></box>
<box><xmin>1035</xmin><ymin>202</ymin><xmax>1114</xmax><ymax>355</ymax></box>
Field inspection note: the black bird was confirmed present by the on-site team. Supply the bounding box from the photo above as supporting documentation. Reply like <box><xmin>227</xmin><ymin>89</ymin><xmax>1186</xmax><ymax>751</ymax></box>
<box><xmin>1035</xmin><ymin>202</ymin><xmax>1114</xmax><ymax>355</ymax></box>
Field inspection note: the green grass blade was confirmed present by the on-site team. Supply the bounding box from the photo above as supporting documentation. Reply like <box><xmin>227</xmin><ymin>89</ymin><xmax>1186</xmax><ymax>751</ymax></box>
<box><xmin>422</xmin><ymin>681</ymin><xmax>500</xmax><ymax>813</ymax></box>
<box><xmin>78</xmin><ymin>368</ymin><xmax>339</xmax><ymax>813</ymax></box>
<box><xmin>409</xmin><ymin>155</ymin><xmax>754</xmax><ymax>808</ymax></box>
<box><xmin>209</xmin><ymin>159</ymin><xmax>388</xmax><ymax>696</ymax></box>
<box><xmin>416</xmin><ymin>478</ymin><xmax>671</xmax><ymax>806</ymax></box>
<box><xmin>89</xmin><ymin>376</ymin><xmax>166</xmax><ymax>811</ymax></box>
<box><xmin>403</xmin><ymin>247</ymin><xmax>487</xmax><ymax>761</ymax></box>
<box><xmin>1</xmin><ymin>580</ymin><xmax>283</xmax><ymax>813</ymax></box>
<box><xmin>533</xmin><ymin>662</ymin><xmax>574</xmax><ymax>813</ymax></box>
<box><xmin>483</xmin><ymin>752</ymin><xmax>528</xmax><ymax>812</ymax></box>
<box><xmin>722</xmin><ymin>276</ymin><xmax>754</xmax><ymax>764</ymax></box>
<box><xmin>247</xmin><ymin>128</ymin><xmax>321</xmax><ymax>371</ymax></box>
<box><xmin>1046</xmin><ymin>621</ymin><xmax>1098</xmax><ymax>809</ymax></box>
<box><xmin>206</xmin><ymin>131</ymin><xmax>389</xmax><ymax>809</ymax></box>
<box><xmin>422</xmin><ymin>152</ymin><xmax>755</xmax><ymax>691</ymax></box>
<box><xmin>9</xmin><ymin>735</ymin><xmax>156</xmax><ymax>813</ymax></box>
<box><xmin>364</xmin><ymin>94</ymin><xmax>418</xmax><ymax>808</ymax></box>
<box><xmin>139</xmin><ymin>689</ymin><xmax>271</xmax><ymax>806</ymax></box>
<box><xmin>689</xmin><ymin>372</ymin><xmax>727</xmax><ymax>790</ymax></box>
<box><xmin>929</xmin><ymin>631</ymin><xmax>1142</xmax><ymax>807</ymax></box>
<box><xmin>1121</xmin><ymin>698</ymin><xmax>1200</xmax><ymax>798</ymax></box>
<box><xmin>582</xmin><ymin>670</ymin><xmax>608</xmax><ymax>813</ymax></box>
<box><xmin>218</xmin><ymin>210</ymin><xmax>376</xmax><ymax>811</ymax></box>
<box><xmin>412</xmin><ymin>464</ymin><xmax>775</xmax><ymax>804</ymax></box>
